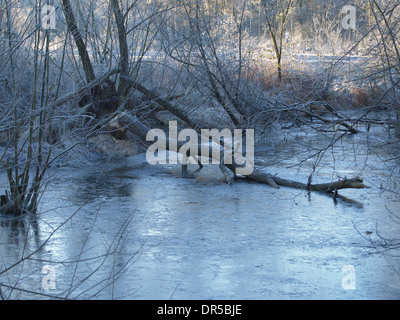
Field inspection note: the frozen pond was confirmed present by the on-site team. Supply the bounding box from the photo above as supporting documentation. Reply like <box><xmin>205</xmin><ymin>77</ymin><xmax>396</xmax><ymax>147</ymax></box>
<box><xmin>1</xmin><ymin>123</ymin><xmax>400</xmax><ymax>299</ymax></box>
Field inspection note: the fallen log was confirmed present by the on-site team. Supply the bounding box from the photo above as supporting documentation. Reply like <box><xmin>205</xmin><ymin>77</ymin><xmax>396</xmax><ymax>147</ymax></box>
<box><xmin>242</xmin><ymin>169</ymin><xmax>367</xmax><ymax>191</ymax></box>
<box><xmin>225</xmin><ymin>163</ymin><xmax>367</xmax><ymax>191</ymax></box>
<box><xmin>117</xmin><ymin>113</ymin><xmax>368</xmax><ymax>193</ymax></box>
<box><xmin>273</xmin><ymin>176</ymin><xmax>367</xmax><ymax>192</ymax></box>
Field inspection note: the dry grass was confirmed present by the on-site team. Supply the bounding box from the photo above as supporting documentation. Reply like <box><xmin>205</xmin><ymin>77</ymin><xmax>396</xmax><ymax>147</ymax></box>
<box><xmin>241</xmin><ymin>53</ymin><xmax>387</xmax><ymax>111</ymax></box>
<box><xmin>349</xmin><ymin>85</ymin><xmax>383</xmax><ymax>108</ymax></box>
<box><xmin>243</xmin><ymin>57</ymin><xmax>326</xmax><ymax>104</ymax></box>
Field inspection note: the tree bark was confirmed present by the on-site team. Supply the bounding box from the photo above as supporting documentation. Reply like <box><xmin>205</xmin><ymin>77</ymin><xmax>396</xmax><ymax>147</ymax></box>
<box><xmin>61</xmin><ymin>0</ymin><xmax>96</xmax><ymax>83</ymax></box>
<box><xmin>111</xmin><ymin>0</ymin><xmax>130</xmax><ymax>96</ymax></box>
<box><xmin>241</xmin><ymin>169</ymin><xmax>367</xmax><ymax>192</ymax></box>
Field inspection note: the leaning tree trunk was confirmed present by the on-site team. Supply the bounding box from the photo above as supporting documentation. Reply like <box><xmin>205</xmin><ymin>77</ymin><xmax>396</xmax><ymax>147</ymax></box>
<box><xmin>111</xmin><ymin>0</ymin><xmax>130</xmax><ymax>97</ymax></box>
<box><xmin>62</xmin><ymin>0</ymin><xmax>119</xmax><ymax>118</ymax></box>
<box><xmin>61</xmin><ymin>0</ymin><xmax>96</xmax><ymax>84</ymax></box>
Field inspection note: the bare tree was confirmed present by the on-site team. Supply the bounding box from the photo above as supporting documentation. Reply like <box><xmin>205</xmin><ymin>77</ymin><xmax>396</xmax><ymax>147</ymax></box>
<box><xmin>261</xmin><ymin>0</ymin><xmax>294</xmax><ymax>82</ymax></box>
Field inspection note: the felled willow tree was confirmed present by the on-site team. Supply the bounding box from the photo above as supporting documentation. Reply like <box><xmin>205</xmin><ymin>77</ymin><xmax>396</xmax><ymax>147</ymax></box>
<box><xmin>59</xmin><ymin>0</ymin><xmax>368</xmax><ymax>195</ymax></box>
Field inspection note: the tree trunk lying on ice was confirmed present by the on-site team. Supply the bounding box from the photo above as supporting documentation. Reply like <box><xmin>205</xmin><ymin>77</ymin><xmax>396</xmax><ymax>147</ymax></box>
<box><xmin>236</xmin><ymin>167</ymin><xmax>367</xmax><ymax>192</ymax></box>
<box><xmin>117</xmin><ymin>113</ymin><xmax>368</xmax><ymax>193</ymax></box>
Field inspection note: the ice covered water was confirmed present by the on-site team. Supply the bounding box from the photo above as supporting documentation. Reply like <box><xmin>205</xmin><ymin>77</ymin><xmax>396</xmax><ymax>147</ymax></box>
<box><xmin>1</xmin><ymin>123</ymin><xmax>399</xmax><ymax>300</ymax></box>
